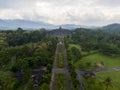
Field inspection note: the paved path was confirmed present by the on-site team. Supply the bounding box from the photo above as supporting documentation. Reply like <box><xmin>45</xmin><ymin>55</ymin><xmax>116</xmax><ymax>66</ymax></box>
<box><xmin>62</xmin><ymin>43</ymin><xmax>71</xmax><ymax>90</ymax></box>
<box><xmin>50</xmin><ymin>42</ymin><xmax>71</xmax><ymax>90</ymax></box>
<box><xmin>76</xmin><ymin>70</ymin><xmax>86</xmax><ymax>90</ymax></box>
<box><xmin>76</xmin><ymin>67</ymin><xmax>120</xmax><ymax>90</ymax></box>
<box><xmin>95</xmin><ymin>67</ymin><xmax>120</xmax><ymax>73</ymax></box>
<box><xmin>50</xmin><ymin>44</ymin><xmax>58</xmax><ymax>90</ymax></box>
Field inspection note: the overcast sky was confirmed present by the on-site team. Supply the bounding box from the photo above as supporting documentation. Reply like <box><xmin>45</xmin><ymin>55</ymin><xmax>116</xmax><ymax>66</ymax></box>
<box><xmin>0</xmin><ymin>0</ymin><xmax>120</xmax><ymax>26</ymax></box>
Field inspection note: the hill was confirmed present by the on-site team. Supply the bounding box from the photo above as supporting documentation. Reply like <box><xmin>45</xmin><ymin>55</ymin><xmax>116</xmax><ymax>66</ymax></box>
<box><xmin>101</xmin><ymin>23</ymin><xmax>120</xmax><ymax>33</ymax></box>
<box><xmin>0</xmin><ymin>19</ymin><xmax>55</xmax><ymax>30</ymax></box>
<box><xmin>0</xmin><ymin>19</ymin><xmax>97</xmax><ymax>30</ymax></box>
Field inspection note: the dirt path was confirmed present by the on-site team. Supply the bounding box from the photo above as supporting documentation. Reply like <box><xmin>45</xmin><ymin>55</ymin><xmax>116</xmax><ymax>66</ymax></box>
<box><xmin>50</xmin><ymin>42</ymin><xmax>71</xmax><ymax>90</ymax></box>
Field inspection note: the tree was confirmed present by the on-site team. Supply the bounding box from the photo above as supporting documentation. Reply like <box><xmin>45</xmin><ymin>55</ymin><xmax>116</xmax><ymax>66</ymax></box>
<box><xmin>39</xmin><ymin>83</ymin><xmax>49</xmax><ymax>90</ymax></box>
<box><xmin>71</xmin><ymin>47</ymin><xmax>82</xmax><ymax>61</ymax></box>
<box><xmin>103</xmin><ymin>77</ymin><xmax>113</xmax><ymax>90</ymax></box>
<box><xmin>17</xmin><ymin>27</ymin><xmax>24</xmax><ymax>33</ymax></box>
<box><xmin>0</xmin><ymin>71</ymin><xmax>18</xmax><ymax>90</ymax></box>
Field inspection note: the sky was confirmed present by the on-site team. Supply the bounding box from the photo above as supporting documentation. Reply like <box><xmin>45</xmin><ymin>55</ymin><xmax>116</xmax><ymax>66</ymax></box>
<box><xmin>0</xmin><ymin>0</ymin><xmax>120</xmax><ymax>26</ymax></box>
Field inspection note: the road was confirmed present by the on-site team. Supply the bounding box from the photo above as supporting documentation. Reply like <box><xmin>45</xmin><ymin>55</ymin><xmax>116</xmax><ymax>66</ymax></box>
<box><xmin>50</xmin><ymin>42</ymin><xmax>71</xmax><ymax>90</ymax></box>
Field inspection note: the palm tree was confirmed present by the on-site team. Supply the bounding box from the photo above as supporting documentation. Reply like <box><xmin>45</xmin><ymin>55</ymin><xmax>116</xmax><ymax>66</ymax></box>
<box><xmin>103</xmin><ymin>77</ymin><xmax>113</xmax><ymax>90</ymax></box>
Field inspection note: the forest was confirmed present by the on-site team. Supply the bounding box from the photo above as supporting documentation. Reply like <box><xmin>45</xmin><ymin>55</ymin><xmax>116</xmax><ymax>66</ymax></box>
<box><xmin>0</xmin><ymin>28</ymin><xmax>57</xmax><ymax>90</ymax></box>
<box><xmin>66</xmin><ymin>28</ymin><xmax>120</xmax><ymax>90</ymax></box>
<box><xmin>0</xmin><ymin>27</ymin><xmax>120</xmax><ymax>90</ymax></box>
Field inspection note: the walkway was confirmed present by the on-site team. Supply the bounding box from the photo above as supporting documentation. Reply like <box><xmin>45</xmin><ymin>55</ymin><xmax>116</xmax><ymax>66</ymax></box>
<box><xmin>50</xmin><ymin>42</ymin><xmax>71</xmax><ymax>90</ymax></box>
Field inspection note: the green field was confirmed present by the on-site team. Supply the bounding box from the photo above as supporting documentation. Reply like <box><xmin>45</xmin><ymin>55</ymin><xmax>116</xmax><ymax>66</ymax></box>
<box><xmin>55</xmin><ymin>73</ymin><xmax>66</xmax><ymax>90</ymax></box>
<box><xmin>68</xmin><ymin>44</ymin><xmax>120</xmax><ymax>69</ymax></box>
<box><xmin>74</xmin><ymin>53</ymin><xmax>120</xmax><ymax>69</ymax></box>
<box><xmin>83</xmin><ymin>71</ymin><xmax>120</xmax><ymax>90</ymax></box>
<box><xmin>98</xmin><ymin>71</ymin><xmax>120</xmax><ymax>86</ymax></box>
<box><xmin>68</xmin><ymin>43</ymin><xmax>120</xmax><ymax>90</ymax></box>
<box><xmin>68</xmin><ymin>44</ymin><xmax>120</xmax><ymax>70</ymax></box>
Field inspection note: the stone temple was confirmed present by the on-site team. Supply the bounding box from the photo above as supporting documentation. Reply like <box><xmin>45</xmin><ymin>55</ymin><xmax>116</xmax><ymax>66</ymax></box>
<box><xmin>46</xmin><ymin>27</ymin><xmax>72</xmax><ymax>37</ymax></box>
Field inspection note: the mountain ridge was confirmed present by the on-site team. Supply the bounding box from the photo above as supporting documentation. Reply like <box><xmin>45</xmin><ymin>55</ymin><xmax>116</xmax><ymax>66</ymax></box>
<box><xmin>0</xmin><ymin>19</ymin><xmax>120</xmax><ymax>31</ymax></box>
<box><xmin>0</xmin><ymin>19</ymin><xmax>98</xmax><ymax>30</ymax></box>
<box><xmin>0</xmin><ymin>19</ymin><xmax>55</xmax><ymax>30</ymax></box>
<box><xmin>101</xmin><ymin>23</ymin><xmax>120</xmax><ymax>32</ymax></box>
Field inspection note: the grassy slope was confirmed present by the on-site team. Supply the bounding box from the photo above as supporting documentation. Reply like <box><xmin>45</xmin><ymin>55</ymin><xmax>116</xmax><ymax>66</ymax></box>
<box><xmin>74</xmin><ymin>53</ymin><xmax>120</xmax><ymax>69</ymax></box>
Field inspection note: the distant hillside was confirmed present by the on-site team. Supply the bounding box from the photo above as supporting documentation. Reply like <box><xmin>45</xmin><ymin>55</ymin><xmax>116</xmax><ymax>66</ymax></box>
<box><xmin>59</xmin><ymin>24</ymin><xmax>97</xmax><ymax>30</ymax></box>
<box><xmin>59</xmin><ymin>24</ymin><xmax>81</xmax><ymax>29</ymax></box>
<box><xmin>0</xmin><ymin>19</ymin><xmax>98</xmax><ymax>30</ymax></box>
<box><xmin>101</xmin><ymin>23</ymin><xmax>120</xmax><ymax>33</ymax></box>
<box><xmin>0</xmin><ymin>19</ymin><xmax>55</xmax><ymax>30</ymax></box>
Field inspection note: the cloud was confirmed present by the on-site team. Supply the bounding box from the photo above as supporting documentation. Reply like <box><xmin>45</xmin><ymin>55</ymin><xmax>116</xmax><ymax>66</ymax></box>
<box><xmin>95</xmin><ymin>0</ymin><xmax>120</xmax><ymax>7</ymax></box>
<box><xmin>0</xmin><ymin>0</ymin><xmax>120</xmax><ymax>25</ymax></box>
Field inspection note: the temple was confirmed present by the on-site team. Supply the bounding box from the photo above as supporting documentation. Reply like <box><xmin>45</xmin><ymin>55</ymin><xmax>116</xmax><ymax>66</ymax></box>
<box><xmin>46</xmin><ymin>27</ymin><xmax>72</xmax><ymax>37</ymax></box>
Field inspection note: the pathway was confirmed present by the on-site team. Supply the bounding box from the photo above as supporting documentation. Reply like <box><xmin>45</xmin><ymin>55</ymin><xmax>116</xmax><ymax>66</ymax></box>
<box><xmin>76</xmin><ymin>67</ymin><xmax>120</xmax><ymax>90</ymax></box>
<box><xmin>50</xmin><ymin>42</ymin><xmax>71</xmax><ymax>90</ymax></box>
<box><xmin>76</xmin><ymin>70</ymin><xmax>86</xmax><ymax>90</ymax></box>
<box><xmin>95</xmin><ymin>67</ymin><xmax>120</xmax><ymax>73</ymax></box>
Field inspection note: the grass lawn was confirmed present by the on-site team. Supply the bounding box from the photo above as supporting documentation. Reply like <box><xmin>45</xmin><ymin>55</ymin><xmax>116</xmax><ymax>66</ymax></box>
<box><xmin>55</xmin><ymin>73</ymin><xmax>66</xmax><ymax>90</ymax></box>
<box><xmin>74</xmin><ymin>53</ymin><xmax>120</xmax><ymax>69</ymax></box>
<box><xmin>98</xmin><ymin>71</ymin><xmax>120</xmax><ymax>86</ymax></box>
<box><xmin>83</xmin><ymin>71</ymin><xmax>120</xmax><ymax>90</ymax></box>
<box><xmin>58</xmin><ymin>53</ymin><xmax>64</xmax><ymax>68</ymax></box>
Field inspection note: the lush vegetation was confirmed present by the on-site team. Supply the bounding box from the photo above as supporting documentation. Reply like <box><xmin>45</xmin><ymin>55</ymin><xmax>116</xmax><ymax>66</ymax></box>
<box><xmin>58</xmin><ymin>43</ymin><xmax>63</xmax><ymax>53</ymax></box>
<box><xmin>98</xmin><ymin>72</ymin><xmax>120</xmax><ymax>86</ymax></box>
<box><xmin>55</xmin><ymin>73</ymin><xmax>66</xmax><ymax>90</ymax></box>
<box><xmin>72</xmin><ymin>28</ymin><xmax>120</xmax><ymax>56</ymax></box>
<box><xmin>74</xmin><ymin>53</ymin><xmax>120</xmax><ymax>69</ymax></box>
<box><xmin>66</xmin><ymin>43</ymin><xmax>80</xmax><ymax>90</ymax></box>
<box><xmin>58</xmin><ymin>44</ymin><xmax>64</xmax><ymax>68</ymax></box>
<box><xmin>6</xmin><ymin>28</ymin><xmax>46</xmax><ymax>46</ymax></box>
<box><xmin>66</xmin><ymin>28</ymin><xmax>120</xmax><ymax>90</ymax></box>
<box><xmin>0</xmin><ymin>29</ymin><xmax>58</xmax><ymax>90</ymax></box>
<box><xmin>83</xmin><ymin>71</ymin><xmax>120</xmax><ymax>90</ymax></box>
<box><xmin>1</xmin><ymin>27</ymin><xmax>120</xmax><ymax>90</ymax></box>
<box><xmin>58</xmin><ymin>53</ymin><xmax>64</xmax><ymax>68</ymax></box>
